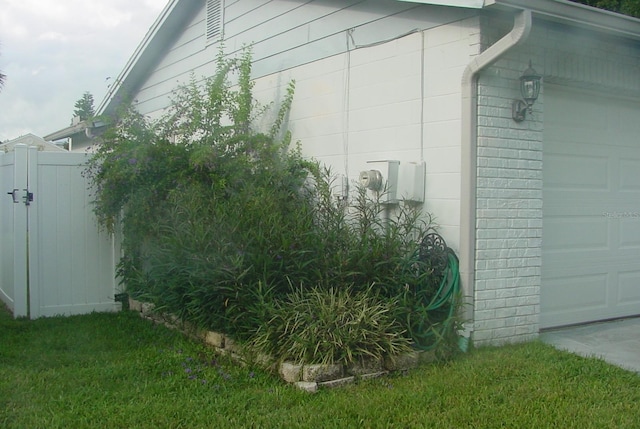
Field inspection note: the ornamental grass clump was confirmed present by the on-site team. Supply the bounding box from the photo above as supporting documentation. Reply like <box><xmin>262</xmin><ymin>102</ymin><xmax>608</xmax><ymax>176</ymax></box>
<box><xmin>251</xmin><ymin>285</ymin><xmax>412</xmax><ymax>365</ymax></box>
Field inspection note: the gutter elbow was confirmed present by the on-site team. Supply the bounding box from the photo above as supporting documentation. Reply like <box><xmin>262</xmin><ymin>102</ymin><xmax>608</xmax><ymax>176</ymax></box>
<box><xmin>463</xmin><ymin>9</ymin><xmax>532</xmax><ymax>83</ymax></box>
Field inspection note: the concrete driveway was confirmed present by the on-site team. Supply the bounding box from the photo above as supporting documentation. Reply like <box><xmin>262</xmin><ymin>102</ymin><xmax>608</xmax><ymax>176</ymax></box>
<box><xmin>540</xmin><ymin>317</ymin><xmax>640</xmax><ymax>374</ymax></box>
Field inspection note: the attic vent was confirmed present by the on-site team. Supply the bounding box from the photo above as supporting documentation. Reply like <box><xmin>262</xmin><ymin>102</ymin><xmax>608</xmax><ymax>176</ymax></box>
<box><xmin>206</xmin><ymin>0</ymin><xmax>223</xmax><ymax>43</ymax></box>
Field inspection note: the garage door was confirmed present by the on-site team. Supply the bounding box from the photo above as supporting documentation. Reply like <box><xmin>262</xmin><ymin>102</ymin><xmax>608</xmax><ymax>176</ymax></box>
<box><xmin>541</xmin><ymin>86</ymin><xmax>640</xmax><ymax>328</ymax></box>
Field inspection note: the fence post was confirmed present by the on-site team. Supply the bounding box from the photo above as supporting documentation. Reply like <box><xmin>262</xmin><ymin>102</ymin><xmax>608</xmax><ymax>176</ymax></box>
<box><xmin>27</xmin><ymin>146</ymin><xmax>40</xmax><ymax>319</ymax></box>
<box><xmin>12</xmin><ymin>144</ymin><xmax>29</xmax><ymax>318</ymax></box>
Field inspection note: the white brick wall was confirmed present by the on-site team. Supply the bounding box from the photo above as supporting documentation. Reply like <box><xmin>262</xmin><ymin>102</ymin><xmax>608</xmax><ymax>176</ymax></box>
<box><xmin>473</xmin><ymin>14</ymin><xmax>544</xmax><ymax>344</ymax></box>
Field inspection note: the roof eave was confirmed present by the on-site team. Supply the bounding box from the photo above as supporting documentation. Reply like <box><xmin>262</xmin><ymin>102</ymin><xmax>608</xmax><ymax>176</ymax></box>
<box><xmin>43</xmin><ymin>122</ymin><xmax>88</xmax><ymax>142</ymax></box>
<box><xmin>485</xmin><ymin>0</ymin><xmax>640</xmax><ymax>41</ymax></box>
<box><xmin>396</xmin><ymin>0</ymin><xmax>484</xmax><ymax>8</ymax></box>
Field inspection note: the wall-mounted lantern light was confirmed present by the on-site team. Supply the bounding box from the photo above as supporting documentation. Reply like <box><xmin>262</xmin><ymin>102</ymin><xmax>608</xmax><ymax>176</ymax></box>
<box><xmin>512</xmin><ymin>61</ymin><xmax>541</xmax><ymax>122</ymax></box>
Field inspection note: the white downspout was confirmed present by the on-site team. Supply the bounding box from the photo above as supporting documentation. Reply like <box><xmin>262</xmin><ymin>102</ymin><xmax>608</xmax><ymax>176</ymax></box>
<box><xmin>460</xmin><ymin>9</ymin><xmax>532</xmax><ymax>338</ymax></box>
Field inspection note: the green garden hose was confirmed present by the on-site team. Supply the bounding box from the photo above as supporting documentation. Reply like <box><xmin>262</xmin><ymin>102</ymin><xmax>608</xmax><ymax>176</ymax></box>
<box><xmin>404</xmin><ymin>233</ymin><xmax>461</xmax><ymax>351</ymax></box>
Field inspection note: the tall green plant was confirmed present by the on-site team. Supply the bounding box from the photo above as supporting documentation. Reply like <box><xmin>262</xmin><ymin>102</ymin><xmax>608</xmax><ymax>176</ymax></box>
<box><xmin>86</xmin><ymin>48</ymin><xmax>459</xmax><ymax>359</ymax></box>
<box><xmin>85</xmin><ymin>48</ymin><xmax>310</xmax><ymax>329</ymax></box>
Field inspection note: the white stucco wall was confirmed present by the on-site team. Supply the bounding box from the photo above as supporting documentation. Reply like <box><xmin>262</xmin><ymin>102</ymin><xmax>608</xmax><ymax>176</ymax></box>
<box><xmin>422</xmin><ymin>17</ymin><xmax>480</xmax><ymax>251</ymax></box>
<box><xmin>129</xmin><ymin>4</ymin><xmax>479</xmax><ymax>255</ymax></box>
<box><xmin>133</xmin><ymin>0</ymin><xmax>473</xmax><ymax>123</ymax></box>
<box><xmin>251</xmin><ymin>18</ymin><xmax>480</xmax><ymax>252</ymax></box>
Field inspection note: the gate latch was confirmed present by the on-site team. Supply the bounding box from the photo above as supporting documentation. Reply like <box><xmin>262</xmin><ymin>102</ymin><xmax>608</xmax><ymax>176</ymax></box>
<box><xmin>6</xmin><ymin>189</ymin><xmax>33</xmax><ymax>205</ymax></box>
<box><xmin>23</xmin><ymin>189</ymin><xmax>33</xmax><ymax>206</ymax></box>
<box><xmin>6</xmin><ymin>189</ymin><xmax>19</xmax><ymax>204</ymax></box>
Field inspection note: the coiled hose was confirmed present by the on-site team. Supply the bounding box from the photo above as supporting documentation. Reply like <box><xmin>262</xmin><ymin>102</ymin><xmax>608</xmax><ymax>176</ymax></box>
<box><xmin>404</xmin><ymin>233</ymin><xmax>461</xmax><ymax>351</ymax></box>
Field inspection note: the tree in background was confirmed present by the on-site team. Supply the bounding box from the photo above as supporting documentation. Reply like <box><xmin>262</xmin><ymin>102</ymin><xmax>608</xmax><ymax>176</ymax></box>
<box><xmin>571</xmin><ymin>0</ymin><xmax>640</xmax><ymax>17</ymax></box>
<box><xmin>73</xmin><ymin>91</ymin><xmax>95</xmax><ymax>121</ymax></box>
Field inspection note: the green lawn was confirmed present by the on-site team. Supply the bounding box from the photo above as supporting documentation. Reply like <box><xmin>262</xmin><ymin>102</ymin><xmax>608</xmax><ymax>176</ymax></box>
<box><xmin>1</xmin><ymin>307</ymin><xmax>639</xmax><ymax>428</ymax></box>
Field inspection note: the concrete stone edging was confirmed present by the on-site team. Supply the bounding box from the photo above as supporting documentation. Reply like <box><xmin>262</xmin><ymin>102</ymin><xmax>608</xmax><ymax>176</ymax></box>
<box><xmin>129</xmin><ymin>297</ymin><xmax>435</xmax><ymax>392</ymax></box>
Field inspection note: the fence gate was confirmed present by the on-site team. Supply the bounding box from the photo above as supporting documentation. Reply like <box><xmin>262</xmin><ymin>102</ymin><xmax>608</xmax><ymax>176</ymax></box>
<box><xmin>0</xmin><ymin>144</ymin><xmax>120</xmax><ymax>318</ymax></box>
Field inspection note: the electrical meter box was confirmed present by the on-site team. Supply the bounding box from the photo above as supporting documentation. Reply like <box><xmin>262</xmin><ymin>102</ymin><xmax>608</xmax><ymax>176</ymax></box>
<box><xmin>398</xmin><ymin>161</ymin><xmax>425</xmax><ymax>203</ymax></box>
<box><xmin>365</xmin><ymin>160</ymin><xmax>400</xmax><ymax>203</ymax></box>
<box><xmin>360</xmin><ymin>160</ymin><xmax>425</xmax><ymax>204</ymax></box>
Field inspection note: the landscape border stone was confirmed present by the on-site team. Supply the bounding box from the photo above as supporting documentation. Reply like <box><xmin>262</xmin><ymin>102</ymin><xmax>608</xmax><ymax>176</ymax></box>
<box><xmin>128</xmin><ymin>297</ymin><xmax>430</xmax><ymax>392</ymax></box>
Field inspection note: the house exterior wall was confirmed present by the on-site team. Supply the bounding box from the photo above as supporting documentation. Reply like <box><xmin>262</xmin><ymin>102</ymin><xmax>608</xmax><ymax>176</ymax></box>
<box><xmin>250</xmin><ymin>16</ymin><xmax>480</xmax><ymax>250</ymax></box>
<box><xmin>422</xmin><ymin>17</ymin><xmax>481</xmax><ymax>247</ymax></box>
<box><xmin>131</xmin><ymin>0</ymin><xmax>477</xmax><ymax>250</ymax></box>
<box><xmin>120</xmin><ymin>0</ymin><xmax>640</xmax><ymax>345</ymax></box>
<box><xmin>133</xmin><ymin>0</ymin><xmax>473</xmax><ymax>122</ymax></box>
<box><xmin>473</xmin><ymin>14</ymin><xmax>640</xmax><ymax>344</ymax></box>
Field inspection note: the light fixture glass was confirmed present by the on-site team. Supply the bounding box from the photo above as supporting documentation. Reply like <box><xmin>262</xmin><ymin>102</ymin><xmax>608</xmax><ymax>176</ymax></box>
<box><xmin>513</xmin><ymin>61</ymin><xmax>541</xmax><ymax>122</ymax></box>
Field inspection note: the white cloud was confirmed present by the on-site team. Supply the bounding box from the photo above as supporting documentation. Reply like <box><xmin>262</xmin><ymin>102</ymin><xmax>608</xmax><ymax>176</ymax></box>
<box><xmin>37</xmin><ymin>32</ymin><xmax>70</xmax><ymax>42</ymax></box>
<box><xmin>0</xmin><ymin>0</ymin><xmax>167</xmax><ymax>141</ymax></box>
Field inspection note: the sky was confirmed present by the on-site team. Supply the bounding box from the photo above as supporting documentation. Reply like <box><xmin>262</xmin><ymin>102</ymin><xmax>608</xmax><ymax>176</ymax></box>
<box><xmin>0</xmin><ymin>0</ymin><xmax>168</xmax><ymax>142</ymax></box>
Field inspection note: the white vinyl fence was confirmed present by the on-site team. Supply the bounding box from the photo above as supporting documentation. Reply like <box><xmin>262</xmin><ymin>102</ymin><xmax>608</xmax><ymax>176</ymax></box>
<box><xmin>0</xmin><ymin>144</ymin><xmax>120</xmax><ymax>318</ymax></box>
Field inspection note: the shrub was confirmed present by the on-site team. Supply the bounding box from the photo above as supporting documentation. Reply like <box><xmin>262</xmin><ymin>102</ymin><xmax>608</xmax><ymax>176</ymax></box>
<box><xmin>86</xmin><ymin>48</ymin><xmax>460</xmax><ymax>363</ymax></box>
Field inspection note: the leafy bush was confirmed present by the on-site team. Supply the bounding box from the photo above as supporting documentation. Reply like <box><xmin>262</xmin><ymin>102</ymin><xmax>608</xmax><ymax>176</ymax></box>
<box><xmin>86</xmin><ymin>48</ymin><xmax>459</xmax><ymax>364</ymax></box>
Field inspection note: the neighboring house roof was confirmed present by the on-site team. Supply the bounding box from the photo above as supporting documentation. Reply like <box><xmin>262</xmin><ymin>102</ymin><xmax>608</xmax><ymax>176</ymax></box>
<box><xmin>1</xmin><ymin>133</ymin><xmax>66</xmax><ymax>152</ymax></box>
<box><xmin>43</xmin><ymin>118</ymin><xmax>106</xmax><ymax>143</ymax></box>
<box><xmin>46</xmin><ymin>0</ymin><xmax>640</xmax><ymax>138</ymax></box>
<box><xmin>43</xmin><ymin>121</ymin><xmax>89</xmax><ymax>142</ymax></box>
